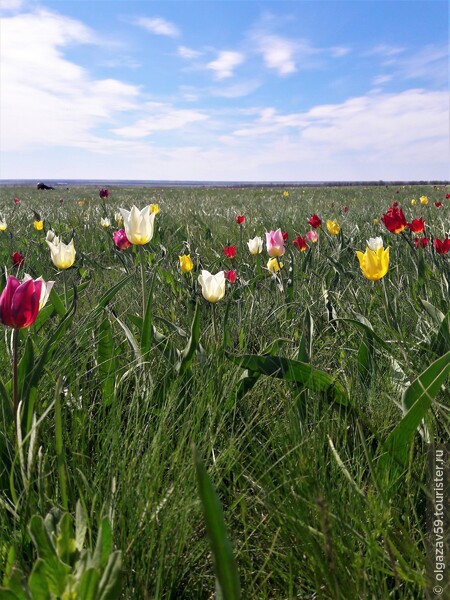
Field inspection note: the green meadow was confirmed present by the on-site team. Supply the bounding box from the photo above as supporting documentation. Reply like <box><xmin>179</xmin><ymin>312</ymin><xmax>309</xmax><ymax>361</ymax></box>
<box><xmin>0</xmin><ymin>184</ymin><xmax>449</xmax><ymax>599</ymax></box>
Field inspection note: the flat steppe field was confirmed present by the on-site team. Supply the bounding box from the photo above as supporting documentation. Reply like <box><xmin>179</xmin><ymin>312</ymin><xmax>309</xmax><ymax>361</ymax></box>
<box><xmin>0</xmin><ymin>184</ymin><xmax>448</xmax><ymax>599</ymax></box>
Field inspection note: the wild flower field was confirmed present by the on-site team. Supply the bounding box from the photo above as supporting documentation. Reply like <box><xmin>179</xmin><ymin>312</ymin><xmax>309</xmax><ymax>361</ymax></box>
<box><xmin>0</xmin><ymin>184</ymin><xmax>449</xmax><ymax>599</ymax></box>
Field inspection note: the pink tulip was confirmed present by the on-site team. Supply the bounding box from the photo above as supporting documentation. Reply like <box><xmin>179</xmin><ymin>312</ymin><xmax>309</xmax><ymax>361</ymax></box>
<box><xmin>306</xmin><ymin>230</ymin><xmax>318</xmax><ymax>243</ymax></box>
<box><xmin>266</xmin><ymin>229</ymin><xmax>285</xmax><ymax>257</ymax></box>
<box><xmin>113</xmin><ymin>229</ymin><xmax>132</xmax><ymax>250</ymax></box>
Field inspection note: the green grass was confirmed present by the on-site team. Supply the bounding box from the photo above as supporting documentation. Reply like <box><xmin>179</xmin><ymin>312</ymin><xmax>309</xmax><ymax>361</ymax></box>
<box><xmin>0</xmin><ymin>184</ymin><xmax>449</xmax><ymax>599</ymax></box>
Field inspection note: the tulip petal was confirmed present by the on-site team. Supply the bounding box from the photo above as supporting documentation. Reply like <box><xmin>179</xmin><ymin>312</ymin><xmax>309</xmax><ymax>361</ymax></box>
<box><xmin>0</xmin><ymin>276</ymin><xmax>21</xmax><ymax>327</ymax></box>
<box><xmin>11</xmin><ymin>279</ymin><xmax>40</xmax><ymax>328</ymax></box>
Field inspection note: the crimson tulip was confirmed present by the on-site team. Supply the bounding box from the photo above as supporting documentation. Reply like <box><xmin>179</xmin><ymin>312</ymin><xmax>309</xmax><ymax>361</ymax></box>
<box><xmin>223</xmin><ymin>245</ymin><xmax>237</xmax><ymax>259</ymax></box>
<box><xmin>224</xmin><ymin>270</ymin><xmax>237</xmax><ymax>283</ymax></box>
<box><xmin>434</xmin><ymin>238</ymin><xmax>450</xmax><ymax>254</ymax></box>
<box><xmin>293</xmin><ymin>236</ymin><xmax>307</xmax><ymax>251</ymax></box>
<box><xmin>11</xmin><ymin>252</ymin><xmax>24</xmax><ymax>267</ymax></box>
<box><xmin>0</xmin><ymin>275</ymin><xmax>53</xmax><ymax>329</ymax></box>
<box><xmin>407</xmin><ymin>218</ymin><xmax>425</xmax><ymax>234</ymax></box>
<box><xmin>308</xmin><ymin>214</ymin><xmax>322</xmax><ymax>228</ymax></box>
<box><xmin>235</xmin><ymin>215</ymin><xmax>245</xmax><ymax>224</ymax></box>
<box><xmin>414</xmin><ymin>237</ymin><xmax>429</xmax><ymax>249</ymax></box>
<box><xmin>381</xmin><ymin>205</ymin><xmax>406</xmax><ymax>234</ymax></box>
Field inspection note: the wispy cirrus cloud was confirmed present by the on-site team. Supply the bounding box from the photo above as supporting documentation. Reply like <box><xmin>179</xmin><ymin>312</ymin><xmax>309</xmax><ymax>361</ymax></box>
<box><xmin>178</xmin><ymin>45</ymin><xmax>203</xmax><ymax>59</ymax></box>
<box><xmin>112</xmin><ymin>103</ymin><xmax>209</xmax><ymax>138</ymax></box>
<box><xmin>206</xmin><ymin>50</ymin><xmax>244</xmax><ymax>79</ymax></box>
<box><xmin>132</xmin><ymin>16</ymin><xmax>180</xmax><ymax>37</ymax></box>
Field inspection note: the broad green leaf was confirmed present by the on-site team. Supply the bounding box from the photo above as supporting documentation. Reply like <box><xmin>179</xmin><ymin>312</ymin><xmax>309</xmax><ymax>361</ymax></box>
<box><xmin>97</xmin><ymin>314</ymin><xmax>117</xmax><ymax>407</ymax></box>
<box><xmin>75</xmin><ymin>500</ymin><xmax>88</xmax><ymax>552</ymax></box>
<box><xmin>227</xmin><ymin>353</ymin><xmax>348</xmax><ymax>406</ymax></box>
<box><xmin>56</xmin><ymin>513</ymin><xmax>76</xmax><ymax>565</ymax></box>
<box><xmin>79</xmin><ymin>568</ymin><xmax>101</xmax><ymax>600</ymax></box>
<box><xmin>93</xmin><ymin>517</ymin><xmax>113</xmax><ymax>570</ymax></box>
<box><xmin>97</xmin><ymin>552</ymin><xmax>122</xmax><ymax>600</ymax></box>
<box><xmin>194</xmin><ymin>449</ymin><xmax>241</xmax><ymax>600</ymax></box>
<box><xmin>380</xmin><ymin>351</ymin><xmax>450</xmax><ymax>472</ymax></box>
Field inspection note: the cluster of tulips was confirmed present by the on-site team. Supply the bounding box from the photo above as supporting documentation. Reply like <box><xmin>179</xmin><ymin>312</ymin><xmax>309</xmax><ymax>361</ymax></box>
<box><xmin>1</xmin><ymin>191</ymin><xmax>449</xmax><ymax>329</ymax></box>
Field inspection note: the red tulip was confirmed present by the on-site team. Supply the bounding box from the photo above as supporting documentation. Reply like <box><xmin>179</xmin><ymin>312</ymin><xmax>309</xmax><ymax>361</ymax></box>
<box><xmin>308</xmin><ymin>214</ymin><xmax>322</xmax><ymax>228</ymax></box>
<box><xmin>11</xmin><ymin>252</ymin><xmax>24</xmax><ymax>267</ymax></box>
<box><xmin>435</xmin><ymin>201</ymin><xmax>442</xmax><ymax>208</ymax></box>
<box><xmin>0</xmin><ymin>275</ymin><xmax>53</xmax><ymax>329</ymax></box>
<box><xmin>113</xmin><ymin>229</ymin><xmax>132</xmax><ymax>250</ymax></box>
<box><xmin>414</xmin><ymin>237</ymin><xmax>429</xmax><ymax>249</ymax></box>
<box><xmin>381</xmin><ymin>205</ymin><xmax>406</xmax><ymax>234</ymax></box>
<box><xmin>282</xmin><ymin>231</ymin><xmax>288</xmax><ymax>242</ymax></box>
<box><xmin>235</xmin><ymin>215</ymin><xmax>245</xmax><ymax>224</ymax></box>
<box><xmin>59</xmin><ymin>197</ymin><xmax>64</xmax><ymax>204</ymax></box>
<box><xmin>434</xmin><ymin>238</ymin><xmax>450</xmax><ymax>254</ymax></box>
<box><xmin>223</xmin><ymin>245</ymin><xmax>236</xmax><ymax>259</ymax></box>
<box><xmin>407</xmin><ymin>218</ymin><xmax>425</xmax><ymax>234</ymax></box>
<box><xmin>445</xmin><ymin>194</ymin><xmax>450</xmax><ymax>199</ymax></box>
<box><xmin>224</xmin><ymin>270</ymin><xmax>237</xmax><ymax>283</ymax></box>
<box><xmin>343</xmin><ymin>206</ymin><xmax>349</xmax><ymax>213</ymax></box>
<box><xmin>293</xmin><ymin>236</ymin><xmax>307</xmax><ymax>251</ymax></box>
<box><xmin>14</xmin><ymin>198</ymin><xmax>20</xmax><ymax>204</ymax></box>
<box><xmin>99</xmin><ymin>188</ymin><xmax>109</xmax><ymax>199</ymax></box>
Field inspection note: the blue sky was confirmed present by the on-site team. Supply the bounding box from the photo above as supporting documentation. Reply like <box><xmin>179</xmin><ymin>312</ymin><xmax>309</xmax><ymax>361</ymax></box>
<box><xmin>0</xmin><ymin>0</ymin><xmax>448</xmax><ymax>181</ymax></box>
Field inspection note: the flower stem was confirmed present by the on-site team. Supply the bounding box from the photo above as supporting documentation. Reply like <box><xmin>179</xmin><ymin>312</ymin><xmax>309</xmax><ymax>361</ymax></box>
<box><xmin>138</xmin><ymin>245</ymin><xmax>147</xmax><ymax>318</ymax></box>
<box><xmin>212</xmin><ymin>302</ymin><xmax>218</xmax><ymax>344</ymax></box>
<box><xmin>12</xmin><ymin>328</ymin><xmax>19</xmax><ymax>428</ymax></box>
<box><xmin>62</xmin><ymin>269</ymin><xmax>69</xmax><ymax>310</ymax></box>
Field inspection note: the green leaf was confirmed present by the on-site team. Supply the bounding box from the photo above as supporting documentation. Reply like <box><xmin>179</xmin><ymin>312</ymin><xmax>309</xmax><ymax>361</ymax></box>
<box><xmin>194</xmin><ymin>449</ymin><xmax>241</xmax><ymax>600</ymax></box>
<box><xmin>94</xmin><ymin>273</ymin><xmax>135</xmax><ymax>313</ymax></box>
<box><xmin>28</xmin><ymin>556</ymin><xmax>69</xmax><ymax>599</ymax></box>
<box><xmin>141</xmin><ymin>270</ymin><xmax>157</xmax><ymax>354</ymax></box>
<box><xmin>177</xmin><ymin>301</ymin><xmax>201</xmax><ymax>376</ymax></box>
<box><xmin>29</xmin><ymin>515</ymin><xmax>57</xmax><ymax>560</ymax></box>
<box><xmin>56</xmin><ymin>513</ymin><xmax>76</xmax><ymax>565</ymax></box>
<box><xmin>93</xmin><ymin>518</ymin><xmax>113</xmax><ymax>570</ymax></box>
<box><xmin>97</xmin><ymin>314</ymin><xmax>117</xmax><ymax>407</ymax></box>
<box><xmin>75</xmin><ymin>500</ymin><xmax>88</xmax><ymax>552</ymax></box>
<box><xmin>0</xmin><ymin>589</ymin><xmax>21</xmax><ymax>599</ymax></box>
<box><xmin>97</xmin><ymin>552</ymin><xmax>122</xmax><ymax>600</ymax></box>
<box><xmin>79</xmin><ymin>568</ymin><xmax>101</xmax><ymax>600</ymax></box>
<box><xmin>380</xmin><ymin>351</ymin><xmax>450</xmax><ymax>472</ymax></box>
<box><xmin>227</xmin><ymin>353</ymin><xmax>348</xmax><ymax>406</ymax></box>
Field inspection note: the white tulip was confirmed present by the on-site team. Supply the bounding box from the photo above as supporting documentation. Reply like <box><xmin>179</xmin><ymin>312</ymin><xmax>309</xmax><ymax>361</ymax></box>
<box><xmin>198</xmin><ymin>270</ymin><xmax>226</xmax><ymax>303</ymax></box>
<box><xmin>247</xmin><ymin>236</ymin><xmax>263</xmax><ymax>255</ymax></box>
<box><xmin>119</xmin><ymin>205</ymin><xmax>155</xmax><ymax>245</ymax></box>
<box><xmin>366</xmin><ymin>237</ymin><xmax>384</xmax><ymax>251</ymax></box>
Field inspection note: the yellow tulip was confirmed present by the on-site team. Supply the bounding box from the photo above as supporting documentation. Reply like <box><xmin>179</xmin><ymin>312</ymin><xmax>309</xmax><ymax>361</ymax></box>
<box><xmin>373</xmin><ymin>218</ymin><xmax>379</xmax><ymax>225</ymax></box>
<box><xmin>0</xmin><ymin>219</ymin><xmax>7</xmax><ymax>231</ymax></box>
<box><xmin>149</xmin><ymin>204</ymin><xmax>159</xmax><ymax>214</ymax></box>
<box><xmin>34</xmin><ymin>220</ymin><xmax>44</xmax><ymax>231</ymax></box>
<box><xmin>267</xmin><ymin>257</ymin><xmax>283</xmax><ymax>273</ymax></box>
<box><xmin>420</xmin><ymin>195</ymin><xmax>428</xmax><ymax>205</ymax></box>
<box><xmin>47</xmin><ymin>238</ymin><xmax>76</xmax><ymax>270</ymax></box>
<box><xmin>411</xmin><ymin>198</ymin><xmax>416</xmax><ymax>206</ymax></box>
<box><xmin>283</xmin><ymin>191</ymin><xmax>289</xmax><ymax>197</ymax></box>
<box><xmin>101</xmin><ymin>217</ymin><xmax>111</xmax><ymax>228</ymax></box>
<box><xmin>326</xmin><ymin>219</ymin><xmax>340</xmax><ymax>235</ymax></box>
<box><xmin>179</xmin><ymin>254</ymin><xmax>194</xmax><ymax>273</ymax></box>
<box><xmin>119</xmin><ymin>205</ymin><xmax>156</xmax><ymax>245</ymax></box>
<box><xmin>356</xmin><ymin>245</ymin><xmax>389</xmax><ymax>281</ymax></box>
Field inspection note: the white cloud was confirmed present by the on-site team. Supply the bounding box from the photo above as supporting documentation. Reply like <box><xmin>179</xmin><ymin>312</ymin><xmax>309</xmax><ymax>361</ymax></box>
<box><xmin>133</xmin><ymin>16</ymin><xmax>179</xmax><ymax>37</ymax></box>
<box><xmin>206</xmin><ymin>50</ymin><xmax>244</xmax><ymax>79</ymax></box>
<box><xmin>178</xmin><ymin>45</ymin><xmax>202</xmax><ymax>59</ymax></box>
<box><xmin>330</xmin><ymin>46</ymin><xmax>351</xmax><ymax>58</ymax></box>
<box><xmin>372</xmin><ymin>74</ymin><xmax>393</xmax><ymax>86</ymax></box>
<box><xmin>366</xmin><ymin>44</ymin><xmax>405</xmax><ymax>57</ymax></box>
<box><xmin>254</xmin><ymin>33</ymin><xmax>298</xmax><ymax>75</ymax></box>
<box><xmin>0</xmin><ymin>8</ymin><xmax>140</xmax><ymax>152</ymax></box>
<box><xmin>212</xmin><ymin>80</ymin><xmax>261</xmax><ymax>98</ymax></box>
<box><xmin>0</xmin><ymin>0</ymin><xmax>24</xmax><ymax>11</ymax></box>
<box><xmin>112</xmin><ymin>104</ymin><xmax>209</xmax><ymax>138</ymax></box>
